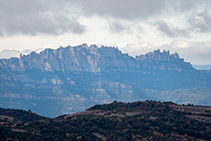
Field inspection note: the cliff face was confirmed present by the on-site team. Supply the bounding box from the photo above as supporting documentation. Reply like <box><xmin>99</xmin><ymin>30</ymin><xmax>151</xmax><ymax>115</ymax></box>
<box><xmin>0</xmin><ymin>44</ymin><xmax>194</xmax><ymax>72</ymax></box>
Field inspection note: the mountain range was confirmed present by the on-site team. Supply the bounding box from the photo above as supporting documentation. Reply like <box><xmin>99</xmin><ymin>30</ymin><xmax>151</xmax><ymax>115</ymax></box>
<box><xmin>0</xmin><ymin>44</ymin><xmax>210</xmax><ymax>117</ymax></box>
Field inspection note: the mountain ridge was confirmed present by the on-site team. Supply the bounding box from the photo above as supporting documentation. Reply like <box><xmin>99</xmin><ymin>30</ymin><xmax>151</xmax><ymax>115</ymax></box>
<box><xmin>0</xmin><ymin>44</ymin><xmax>194</xmax><ymax>73</ymax></box>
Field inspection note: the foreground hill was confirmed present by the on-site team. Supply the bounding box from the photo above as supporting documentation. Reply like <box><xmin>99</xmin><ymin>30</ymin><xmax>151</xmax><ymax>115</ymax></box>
<box><xmin>0</xmin><ymin>101</ymin><xmax>211</xmax><ymax>140</ymax></box>
<box><xmin>0</xmin><ymin>44</ymin><xmax>210</xmax><ymax>117</ymax></box>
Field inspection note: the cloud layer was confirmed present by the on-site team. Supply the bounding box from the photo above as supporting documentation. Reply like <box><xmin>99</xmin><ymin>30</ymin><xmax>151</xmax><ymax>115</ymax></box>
<box><xmin>0</xmin><ymin>0</ymin><xmax>86</xmax><ymax>36</ymax></box>
<box><xmin>155</xmin><ymin>20</ymin><xmax>190</xmax><ymax>38</ymax></box>
<box><xmin>1</xmin><ymin>0</ymin><xmax>210</xmax><ymax>36</ymax></box>
<box><xmin>74</xmin><ymin>0</ymin><xmax>166</xmax><ymax>20</ymax></box>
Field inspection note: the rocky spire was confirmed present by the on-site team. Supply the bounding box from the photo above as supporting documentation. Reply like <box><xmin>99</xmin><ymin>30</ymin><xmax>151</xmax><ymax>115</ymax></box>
<box><xmin>136</xmin><ymin>49</ymin><xmax>182</xmax><ymax>62</ymax></box>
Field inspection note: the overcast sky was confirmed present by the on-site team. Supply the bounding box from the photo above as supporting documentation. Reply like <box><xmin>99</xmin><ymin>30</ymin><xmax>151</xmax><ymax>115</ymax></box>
<box><xmin>0</xmin><ymin>0</ymin><xmax>210</xmax><ymax>65</ymax></box>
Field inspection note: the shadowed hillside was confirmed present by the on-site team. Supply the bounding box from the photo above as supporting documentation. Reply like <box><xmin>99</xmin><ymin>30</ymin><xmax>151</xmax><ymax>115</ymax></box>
<box><xmin>0</xmin><ymin>101</ymin><xmax>211</xmax><ymax>140</ymax></box>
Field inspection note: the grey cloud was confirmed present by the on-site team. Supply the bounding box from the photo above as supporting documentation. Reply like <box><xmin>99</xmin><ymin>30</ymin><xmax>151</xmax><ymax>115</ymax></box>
<box><xmin>108</xmin><ymin>20</ymin><xmax>128</xmax><ymax>33</ymax></box>
<box><xmin>187</xmin><ymin>10</ymin><xmax>211</xmax><ymax>33</ymax></box>
<box><xmin>1</xmin><ymin>0</ymin><xmax>210</xmax><ymax>37</ymax></box>
<box><xmin>76</xmin><ymin>0</ymin><xmax>210</xmax><ymax>38</ymax></box>
<box><xmin>154</xmin><ymin>10</ymin><xmax>211</xmax><ymax>38</ymax></box>
<box><xmin>165</xmin><ymin>0</ymin><xmax>204</xmax><ymax>13</ymax></box>
<box><xmin>75</xmin><ymin>0</ymin><xmax>166</xmax><ymax>20</ymax></box>
<box><xmin>155</xmin><ymin>21</ymin><xmax>190</xmax><ymax>38</ymax></box>
<box><xmin>0</xmin><ymin>0</ymin><xmax>86</xmax><ymax>36</ymax></box>
<box><xmin>74</xmin><ymin>0</ymin><xmax>210</xmax><ymax>20</ymax></box>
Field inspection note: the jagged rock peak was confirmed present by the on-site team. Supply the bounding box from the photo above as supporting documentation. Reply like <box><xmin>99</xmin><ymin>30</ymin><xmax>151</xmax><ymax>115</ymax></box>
<box><xmin>0</xmin><ymin>44</ymin><xmax>194</xmax><ymax>72</ymax></box>
<box><xmin>136</xmin><ymin>49</ymin><xmax>182</xmax><ymax>62</ymax></box>
<box><xmin>18</xmin><ymin>44</ymin><xmax>125</xmax><ymax>60</ymax></box>
<box><xmin>9</xmin><ymin>44</ymin><xmax>129</xmax><ymax>72</ymax></box>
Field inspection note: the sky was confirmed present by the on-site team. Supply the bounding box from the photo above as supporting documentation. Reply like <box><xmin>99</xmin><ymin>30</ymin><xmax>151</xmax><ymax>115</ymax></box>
<box><xmin>0</xmin><ymin>0</ymin><xmax>210</xmax><ymax>65</ymax></box>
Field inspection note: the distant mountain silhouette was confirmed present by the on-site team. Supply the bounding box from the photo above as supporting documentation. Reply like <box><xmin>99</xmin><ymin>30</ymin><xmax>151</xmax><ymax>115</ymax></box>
<box><xmin>0</xmin><ymin>44</ymin><xmax>210</xmax><ymax>117</ymax></box>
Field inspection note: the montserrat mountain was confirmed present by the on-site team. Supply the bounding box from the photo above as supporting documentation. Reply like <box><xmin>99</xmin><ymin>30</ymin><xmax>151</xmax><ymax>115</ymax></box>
<box><xmin>0</xmin><ymin>44</ymin><xmax>193</xmax><ymax>72</ymax></box>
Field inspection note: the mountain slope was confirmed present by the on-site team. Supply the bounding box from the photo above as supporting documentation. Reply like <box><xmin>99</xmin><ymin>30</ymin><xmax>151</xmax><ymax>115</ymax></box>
<box><xmin>0</xmin><ymin>101</ymin><xmax>211</xmax><ymax>140</ymax></box>
<box><xmin>0</xmin><ymin>44</ymin><xmax>210</xmax><ymax>117</ymax></box>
